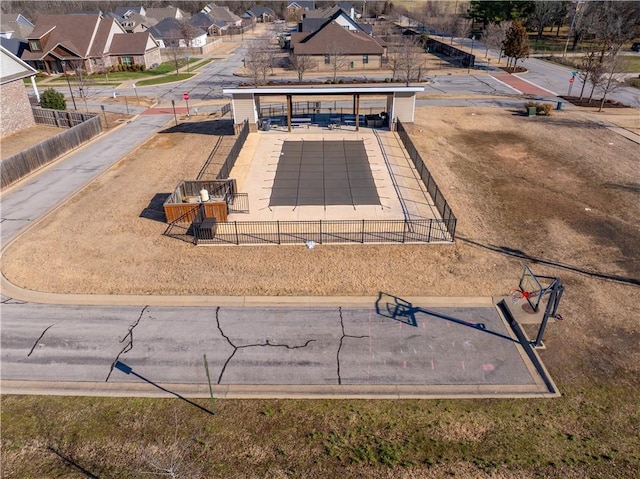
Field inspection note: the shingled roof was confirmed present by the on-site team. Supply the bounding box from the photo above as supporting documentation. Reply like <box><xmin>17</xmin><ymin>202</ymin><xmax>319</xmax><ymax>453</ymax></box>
<box><xmin>22</xmin><ymin>14</ymin><xmax>124</xmax><ymax>61</ymax></box>
<box><xmin>109</xmin><ymin>32</ymin><xmax>158</xmax><ymax>55</ymax></box>
<box><xmin>292</xmin><ymin>21</ymin><xmax>385</xmax><ymax>55</ymax></box>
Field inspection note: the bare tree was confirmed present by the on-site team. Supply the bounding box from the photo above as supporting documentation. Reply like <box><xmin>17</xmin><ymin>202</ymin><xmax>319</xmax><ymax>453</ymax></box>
<box><xmin>179</xmin><ymin>19</ymin><xmax>197</xmax><ymax>48</ymax></box>
<box><xmin>595</xmin><ymin>51</ymin><xmax>628</xmax><ymax>111</ymax></box>
<box><xmin>530</xmin><ymin>1</ymin><xmax>562</xmax><ymax>41</ymax></box>
<box><xmin>245</xmin><ymin>36</ymin><xmax>274</xmax><ymax>85</ymax></box>
<box><xmin>289</xmin><ymin>53</ymin><xmax>316</xmax><ymax>82</ymax></box>
<box><xmin>482</xmin><ymin>21</ymin><xmax>510</xmax><ymax>59</ymax></box>
<box><xmin>388</xmin><ymin>36</ymin><xmax>425</xmax><ymax>86</ymax></box>
<box><xmin>325</xmin><ymin>39</ymin><xmax>347</xmax><ymax>83</ymax></box>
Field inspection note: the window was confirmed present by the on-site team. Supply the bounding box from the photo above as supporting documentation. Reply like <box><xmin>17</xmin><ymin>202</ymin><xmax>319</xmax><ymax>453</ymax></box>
<box><xmin>120</xmin><ymin>56</ymin><xmax>133</xmax><ymax>66</ymax></box>
<box><xmin>29</xmin><ymin>40</ymin><xmax>40</xmax><ymax>51</ymax></box>
<box><xmin>324</xmin><ymin>54</ymin><xmax>330</xmax><ymax>64</ymax></box>
<box><xmin>362</xmin><ymin>54</ymin><xmax>369</xmax><ymax>64</ymax></box>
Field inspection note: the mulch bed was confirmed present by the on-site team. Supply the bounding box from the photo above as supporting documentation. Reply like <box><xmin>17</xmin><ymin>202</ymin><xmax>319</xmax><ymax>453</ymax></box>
<box><xmin>559</xmin><ymin>96</ymin><xmax>630</xmax><ymax>108</ymax></box>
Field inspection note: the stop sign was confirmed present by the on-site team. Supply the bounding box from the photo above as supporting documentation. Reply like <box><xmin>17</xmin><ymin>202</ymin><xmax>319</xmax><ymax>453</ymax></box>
<box><xmin>569</xmin><ymin>77</ymin><xmax>575</xmax><ymax>83</ymax></box>
<box><xmin>183</xmin><ymin>92</ymin><xmax>189</xmax><ymax>101</ymax></box>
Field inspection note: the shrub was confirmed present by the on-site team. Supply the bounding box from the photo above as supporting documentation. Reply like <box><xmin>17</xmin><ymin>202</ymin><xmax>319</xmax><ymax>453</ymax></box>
<box><xmin>40</xmin><ymin>88</ymin><xmax>66</xmax><ymax>110</ymax></box>
<box><xmin>541</xmin><ymin>103</ymin><xmax>553</xmax><ymax>116</ymax></box>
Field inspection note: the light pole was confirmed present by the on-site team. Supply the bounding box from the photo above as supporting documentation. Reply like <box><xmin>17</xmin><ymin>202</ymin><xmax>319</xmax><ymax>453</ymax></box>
<box><xmin>60</xmin><ymin>60</ymin><xmax>77</xmax><ymax>110</ymax></box>
<box><xmin>467</xmin><ymin>36</ymin><xmax>475</xmax><ymax>74</ymax></box>
<box><xmin>132</xmin><ymin>83</ymin><xmax>140</xmax><ymax>104</ymax></box>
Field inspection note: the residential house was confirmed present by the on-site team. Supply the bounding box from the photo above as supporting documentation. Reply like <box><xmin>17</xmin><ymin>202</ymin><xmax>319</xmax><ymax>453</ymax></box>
<box><xmin>0</xmin><ymin>45</ymin><xmax>38</xmax><ymax>137</ymax></box>
<box><xmin>111</xmin><ymin>12</ymin><xmax>157</xmax><ymax>33</ymax></box>
<box><xmin>243</xmin><ymin>6</ymin><xmax>277</xmax><ymax>23</ymax></box>
<box><xmin>189</xmin><ymin>12</ymin><xmax>217</xmax><ymax>36</ymax></box>
<box><xmin>201</xmin><ymin>4</ymin><xmax>242</xmax><ymax>28</ymax></box>
<box><xmin>287</xmin><ymin>1</ymin><xmax>316</xmax><ymax>13</ymax></box>
<box><xmin>145</xmin><ymin>6</ymin><xmax>186</xmax><ymax>23</ymax></box>
<box><xmin>290</xmin><ymin>21</ymin><xmax>386</xmax><ymax>71</ymax></box>
<box><xmin>109</xmin><ymin>32</ymin><xmax>161</xmax><ymax>69</ymax></box>
<box><xmin>114</xmin><ymin>6</ymin><xmax>147</xmax><ymax>18</ymax></box>
<box><xmin>21</xmin><ymin>14</ymin><xmax>163</xmax><ymax>74</ymax></box>
<box><xmin>0</xmin><ymin>13</ymin><xmax>34</xmax><ymax>39</ymax></box>
<box><xmin>286</xmin><ymin>1</ymin><xmax>315</xmax><ymax>21</ymax></box>
<box><xmin>299</xmin><ymin>6</ymin><xmax>372</xmax><ymax>35</ymax></box>
<box><xmin>148</xmin><ymin>18</ymin><xmax>207</xmax><ymax>48</ymax></box>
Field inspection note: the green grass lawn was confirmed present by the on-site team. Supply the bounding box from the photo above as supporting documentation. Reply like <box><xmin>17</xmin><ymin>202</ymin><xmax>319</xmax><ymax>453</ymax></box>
<box><xmin>2</xmin><ymin>382</ymin><xmax>639</xmax><ymax>477</ymax></box>
<box><xmin>135</xmin><ymin>73</ymin><xmax>194</xmax><ymax>86</ymax></box>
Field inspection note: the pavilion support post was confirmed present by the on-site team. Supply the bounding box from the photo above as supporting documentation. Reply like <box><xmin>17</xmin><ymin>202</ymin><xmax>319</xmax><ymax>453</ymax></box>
<box><xmin>355</xmin><ymin>94</ymin><xmax>360</xmax><ymax>131</ymax></box>
<box><xmin>287</xmin><ymin>94</ymin><xmax>292</xmax><ymax>132</ymax></box>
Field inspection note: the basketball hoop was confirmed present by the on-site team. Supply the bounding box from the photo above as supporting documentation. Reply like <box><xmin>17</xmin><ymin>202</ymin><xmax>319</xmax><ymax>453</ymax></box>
<box><xmin>510</xmin><ymin>288</ymin><xmax>537</xmax><ymax>305</ymax></box>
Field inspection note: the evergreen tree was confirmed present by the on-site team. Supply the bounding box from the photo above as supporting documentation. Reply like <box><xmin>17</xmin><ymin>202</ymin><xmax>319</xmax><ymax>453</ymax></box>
<box><xmin>40</xmin><ymin>88</ymin><xmax>66</xmax><ymax>110</ymax></box>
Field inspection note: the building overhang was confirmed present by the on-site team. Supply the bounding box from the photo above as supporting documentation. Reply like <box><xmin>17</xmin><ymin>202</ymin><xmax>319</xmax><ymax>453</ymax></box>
<box><xmin>223</xmin><ymin>85</ymin><xmax>425</xmax><ymax>96</ymax></box>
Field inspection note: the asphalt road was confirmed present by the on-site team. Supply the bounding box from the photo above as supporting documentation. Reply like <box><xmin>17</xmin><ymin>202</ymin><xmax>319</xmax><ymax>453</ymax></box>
<box><xmin>1</xmin><ymin>299</ymin><xmax>554</xmax><ymax>398</ymax></box>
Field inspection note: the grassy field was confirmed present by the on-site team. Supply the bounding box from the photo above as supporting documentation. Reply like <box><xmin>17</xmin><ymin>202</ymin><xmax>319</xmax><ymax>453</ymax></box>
<box><xmin>2</xmin><ymin>381</ymin><xmax>639</xmax><ymax>478</ymax></box>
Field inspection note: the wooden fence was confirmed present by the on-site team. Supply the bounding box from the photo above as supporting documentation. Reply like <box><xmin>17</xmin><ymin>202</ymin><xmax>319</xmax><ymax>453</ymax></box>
<box><xmin>1</xmin><ymin>109</ymin><xmax>102</xmax><ymax>189</ymax></box>
<box><xmin>32</xmin><ymin>107</ymin><xmax>95</xmax><ymax>128</ymax></box>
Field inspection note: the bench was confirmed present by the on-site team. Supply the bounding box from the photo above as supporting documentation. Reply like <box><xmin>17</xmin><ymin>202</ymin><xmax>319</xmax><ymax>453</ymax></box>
<box><xmin>291</xmin><ymin>118</ymin><xmax>312</xmax><ymax>128</ymax></box>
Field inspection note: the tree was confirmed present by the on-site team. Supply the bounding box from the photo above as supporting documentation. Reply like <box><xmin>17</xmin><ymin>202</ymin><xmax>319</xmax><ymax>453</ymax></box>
<box><xmin>40</xmin><ymin>88</ymin><xmax>66</xmax><ymax>110</ymax></box>
<box><xmin>469</xmin><ymin>1</ymin><xmax>534</xmax><ymax>27</ymax></box>
<box><xmin>179</xmin><ymin>19</ymin><xmax>197</xmax><ymax>48</ymax></box>
<box><xmin>502</xmin><ymin>21</ymin><xmax>530</xmax><ymax>70</ymax></box>
<box><xmin>388</xmin><ymin>36</ymin><xmax>424</xmax><ymax>85</ymax></box>
<box><xmin>289</xmin><ymin>53</ymin><xmax>316</xmax><ymax>82</ymax></box>
<box><xmin>325</xmin><ymin>39</ymin><xmax>347</xmax><ymax>83</ymax></box>
<box><xmin>529</xmin><ymin>0</ymin><xmax>562</xmax><ymax>41</ymax></box>
<box><xmin>482</xmin><ymin>21</ymin><xmax>510</xmax><ymax>59</ymax></box>
<box><xmin>595</xmin><ymin>51</ymin><xmax>627</xmax><ymax>112</ymax></box>
<box><xmin>577</xmin><ymin>50</ymin><xmax>600</xmax><ymax>99</ymax></box>
<box><xmin>245</xmin><ymin>36</ymin><xmax>273</xmax><ymax>85</ymax></box>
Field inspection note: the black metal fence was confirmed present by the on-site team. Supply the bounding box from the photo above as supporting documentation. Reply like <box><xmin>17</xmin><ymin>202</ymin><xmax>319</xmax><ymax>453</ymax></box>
<box><xmin>1</xmin><ymin>109</ymin><xmax>102</xmax><ymax>189</ymax></box>
<box><xmin>396</xmin><ymin>120</ymin><xmax>457</xmax><ymax>239</ymax></box>
<box><xmin>164</xmin><ymin>218</ymin><xmax>452</xmax><ymax>245</ymax></box>
<box><xmin>217</xmin><ymin>120</ymin><xmax>249</xmax><ymax>179</ymax></box>
<box><xmin>220</xmin><ymin>103</ymin><xmax>232</xmax><ymax>117</ymax></box>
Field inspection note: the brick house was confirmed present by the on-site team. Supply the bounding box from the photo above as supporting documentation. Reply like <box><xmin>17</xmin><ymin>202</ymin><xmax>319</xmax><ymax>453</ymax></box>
<box><xmin>109</xmin><ymin>32</ymin><xmax>161</xmax><ymax>69</ymax></box>
<box><xmin>290</xmin><ymin>20</ymin><xmax>386</xmax><ymax>71</ymax></box>
<box><xmin>0</xmin><ymin>45</ymin><xmax>38</xmax><ymax>138</ymax></box>
<box><xmin>22</xmin><ymin>14</ymin><xmax>161</xmax><ymax>74</ymax></box>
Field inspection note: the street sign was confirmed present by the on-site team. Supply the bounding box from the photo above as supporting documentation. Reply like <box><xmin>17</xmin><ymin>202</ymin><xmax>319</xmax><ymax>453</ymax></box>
<box><xmin>571</xmin><ymin>70</ymin><xmax>579</xmax><ymax>76</ymax></box>
<box><xmin>183</xmin><ymin>92</ymin><xmax>189</xmax><ymax>101</ymax></box>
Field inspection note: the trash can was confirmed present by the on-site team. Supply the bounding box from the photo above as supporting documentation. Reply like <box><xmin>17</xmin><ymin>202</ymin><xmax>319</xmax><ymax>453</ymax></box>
<box><xmin>528</xmin><ymin>106</ymin><xmax>537</xmax><ymax>117</ymax></box>
<box><xmin>556</xmin><ymin>101</ymin><xmax>563</xmax><ymax>111</ymax></box>
<box><xmin>262</xmin><ymin>119</ymin><xmax>270</xmax><ymax>131</ymax></box>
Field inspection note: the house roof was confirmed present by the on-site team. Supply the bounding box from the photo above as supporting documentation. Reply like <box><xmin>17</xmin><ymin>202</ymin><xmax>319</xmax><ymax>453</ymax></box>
<box><xmin>292</xmin><ymin>21</ymin><xmax>385</xmax><ymax>55</ymax></box>
<box><xmin>190</xmin><ymin>12</ymin><xmax>215</xmax><ymax>29</ymax></box>
<box><xmin>205</xmin><ymin>6</ymin><xmax>241</xmax><ymax>24</ymax></box>
<box><xmin>148</xmin><ymin>18</ymin><xmax>206</xmax><ymax>40</ymax></box>
<box><xmin>246</xmin><ymin>6</ymin><xmax>276</xmax><ymax>17</ymax></box>
<box><xmin>0</xmin><ymin>37</ymin><xmax>27</xmax><ymax>57</ymax></box>
<box><xmin>114</xmin><ymin>6</ymin><xmax>146</xmax><ymax>18</ymax></box>
<box><xmin>0</xmin><ymin>44</ymin><xmax>36</xmax><ymax>83</ymax></box>
<box><xmin>0</xmin><ymin>13</ymin><xmax>34</xmax><ymax>39</ymax></box>
<box><xmin>23</xmin><ymin>14</ymin><xmax>120</xmax><ymax>61</ymax></box>
<box><xmin>287</xmin><ymin>1</ymin><xmax>315</xmax><ymax>10</ymax></box>
<box><xmin>109</xmin><ymin>32</ymin><xmax>158</xmax><ymax>55</ymax></box>
<box><xmin>145</xmin><ymin>7</ymin><xmax>184</xmax><ymax>22</ymax></box>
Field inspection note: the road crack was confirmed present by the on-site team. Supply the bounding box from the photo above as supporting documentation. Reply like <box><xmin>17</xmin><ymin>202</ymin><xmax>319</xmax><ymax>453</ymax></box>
<box><xmin>27</xmin><ymin>324</ymin><xmax>54</xmax><ymax>357</ymax></box>
<box><xmin>216</xmin><ymin>307</ymin><xmax>316</xmax><ymax>384</ymax></box>
<box><xmin>336</xmin><ymin>307</ymin><xmax>369</xmax><ymax>385</ymax></box>
<box><xmin>106</xmin><ymin>305</ymin><xmax>149</xmax><ymax>382</ymax></box>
